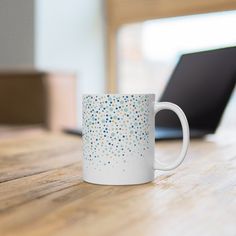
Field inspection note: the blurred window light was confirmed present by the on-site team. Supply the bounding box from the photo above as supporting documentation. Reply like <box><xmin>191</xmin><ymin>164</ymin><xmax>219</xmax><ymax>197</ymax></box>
<box><xmin>142</xmin><ymin>11</ymin><xmax>236</xmax><ymax>62</ymax></box>
<box><xmin>118</xmin><ymin>10</ymin><xmax>236</xmax><ymax>96</ymax></box>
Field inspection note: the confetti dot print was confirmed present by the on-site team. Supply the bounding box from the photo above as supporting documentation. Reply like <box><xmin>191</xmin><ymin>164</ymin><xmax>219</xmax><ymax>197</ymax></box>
<box><xmin>83</xmin><ymin>94</ymin><xmax>153</xmax><ymax>172</ymax></box>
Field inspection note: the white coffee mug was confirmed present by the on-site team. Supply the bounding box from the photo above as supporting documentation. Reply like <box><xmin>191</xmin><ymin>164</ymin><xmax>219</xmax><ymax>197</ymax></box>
<box><xmin>83</xmin><ymin>94</ymin><xmax>189</xmax><ymax>185</ymax></box>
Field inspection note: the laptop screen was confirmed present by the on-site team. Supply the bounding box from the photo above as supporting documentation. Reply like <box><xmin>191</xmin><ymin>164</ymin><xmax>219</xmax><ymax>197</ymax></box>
<box><xmin>156</xmin><ymin>46</ymin><xmax>236</xmax><ymax>132</ymax></box>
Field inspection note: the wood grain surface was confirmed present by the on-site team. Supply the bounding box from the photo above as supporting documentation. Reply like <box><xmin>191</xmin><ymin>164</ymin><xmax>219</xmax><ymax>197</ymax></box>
<box><xmin>0</xmin><ymin>131</ymin><xmax>235</xmax><ymax>236</ymax></box>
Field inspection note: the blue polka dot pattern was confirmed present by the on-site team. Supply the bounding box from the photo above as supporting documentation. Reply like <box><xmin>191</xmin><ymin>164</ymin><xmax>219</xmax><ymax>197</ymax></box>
<box><xmin>83</xmin><ymin>94</ymin><xmax>153</xmax><ymax>172</ymax></box>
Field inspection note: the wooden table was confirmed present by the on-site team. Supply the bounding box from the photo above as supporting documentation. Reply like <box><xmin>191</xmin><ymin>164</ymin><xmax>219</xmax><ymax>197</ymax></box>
<box><xmin>0</xmin><ymin>130</ymin><xmax>235</xmax><ymax>236</ymax></box>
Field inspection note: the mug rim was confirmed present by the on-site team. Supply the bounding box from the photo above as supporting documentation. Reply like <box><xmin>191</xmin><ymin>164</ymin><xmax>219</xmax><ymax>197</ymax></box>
<box><xmin>83</xmin><ymin>93</ymin><xmax>155</xmax><ymax>97</ymax></box>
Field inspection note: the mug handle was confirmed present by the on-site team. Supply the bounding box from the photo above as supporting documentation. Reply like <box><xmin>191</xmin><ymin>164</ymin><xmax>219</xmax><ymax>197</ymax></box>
<box><xmin>154</xmin><ymin>102</ymin><xmax>190</xmax><ymax>171</ymax></box>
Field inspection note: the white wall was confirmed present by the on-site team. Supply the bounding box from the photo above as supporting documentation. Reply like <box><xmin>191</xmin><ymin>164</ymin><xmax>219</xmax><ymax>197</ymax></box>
<box><xmin>0</xmin><ymin>0</ymin><xmax>106</xmax><ymax>127</ymax></box>
<box><xmin>0</xmin><ymin>0</ymin><xmax>35</xmax><ymax>67</ymax></box>
<box><xmin>35</xmin><ymin>0</ymin><xmax>106</xmax><ymax>127</ymax></box>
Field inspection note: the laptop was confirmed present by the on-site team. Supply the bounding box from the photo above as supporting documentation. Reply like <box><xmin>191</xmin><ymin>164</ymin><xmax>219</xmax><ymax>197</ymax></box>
<box><xmin>155</xmin><ymin>46</ymin><xmax>236</xmax><ymax>140</ymax></box>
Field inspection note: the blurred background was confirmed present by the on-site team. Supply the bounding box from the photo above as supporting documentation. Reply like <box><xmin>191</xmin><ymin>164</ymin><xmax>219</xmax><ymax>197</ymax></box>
<box><xmin>0</xmin><ymin>0</ymin><xmax>235</xmax><ymax>133</ymax></box>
